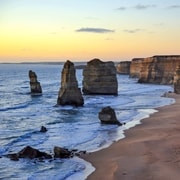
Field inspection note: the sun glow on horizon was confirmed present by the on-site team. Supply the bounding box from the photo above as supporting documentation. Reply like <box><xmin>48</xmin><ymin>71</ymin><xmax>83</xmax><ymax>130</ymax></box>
<box><xmin>0</xmin><ymin>0</ymin><xmax>180</xmax><ymax>63</ymax></box>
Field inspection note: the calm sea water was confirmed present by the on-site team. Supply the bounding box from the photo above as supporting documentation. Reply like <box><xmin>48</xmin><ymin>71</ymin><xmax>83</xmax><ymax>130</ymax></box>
<box><xmin>0</xmin><ymin>63</ymin><xmax>174</xmax><ymax>180</ymax></box>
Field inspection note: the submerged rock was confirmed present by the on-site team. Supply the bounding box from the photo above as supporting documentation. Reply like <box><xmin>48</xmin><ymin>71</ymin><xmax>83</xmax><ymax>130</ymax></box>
<box><xmin>83</xmin><ymin>59</ymin><xmax>118</xmax><ymax>95</ymax></box>
<box><xmin>174</xmin><ymin>65</ymin><xmax>180</xmax><ymax>94</ymax></box>
<box><xmin>40</xmin><ymin>126</ymin><xmax>47</xmax><ymax>133</ymax></box>
<box><xmin>98</xmin><ymin>106</ymin><xmax>123</xmax><ymax>126</ymax></box>
<box><xmin>57</xmin><ymin>60</ymin><xmax>84</xmax><ymax>106</ymax></box>
<box><xmin>29</xmin><ymin>70</ymin><xmax>42</xmax><ymax>94</ymax></box>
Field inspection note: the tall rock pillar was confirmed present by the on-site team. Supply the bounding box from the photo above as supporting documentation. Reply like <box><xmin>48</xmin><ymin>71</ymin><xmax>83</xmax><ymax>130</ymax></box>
<box><xmin>57</xmin><ymin>60</ymin><xmax>84</xmax><ymax>106</ymax></box>
<box><xmin>174</xmin><ymin>65</ymin><xmax>180</xmax><ymax>94</ymax></box>
<box><xmin>29</xmin><ymin>70</ymin><xmax>42</xmax><ymax>94</ymax></box>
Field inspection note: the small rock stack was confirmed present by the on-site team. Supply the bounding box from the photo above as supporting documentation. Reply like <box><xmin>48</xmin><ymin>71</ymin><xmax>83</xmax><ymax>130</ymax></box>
<box><xmin>29</xmin><ymin>70</ymin><xmax>42</xmax><ymax>94</ymax></box>
<box><xmin>98</xmin><ymin>106</ymin><xmax>123</xmax><ymax>126</ymax></box>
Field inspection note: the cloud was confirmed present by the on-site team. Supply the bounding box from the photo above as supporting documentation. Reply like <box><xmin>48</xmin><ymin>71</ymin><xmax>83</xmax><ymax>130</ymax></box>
<box><xmin>116</xmin><ymin>7</ymin><xmax>127</xmax><ymax>11</ymax></box>
<box><xmin>167</xmin><ymin>5</ymin><xmax>180</xmax><ymax>9</ymax></box>
<box><xmin>76</xmin><ymin>28</ymin><xmax>115</xmax><ymax>33</ymax></box>
<box><xmin>134</xmin><ymin>4</ymin><xmax>156</xmax><ymax>10</ymax></box>
<box><xmin>153</xmin><ymin>23</ymin><xmax>164</xmax><ymax>27</ymax></box>
<box><xmin>123</xmin><ymin>29</ymin><xmax>143</xmax><ymax>33</ymax></box>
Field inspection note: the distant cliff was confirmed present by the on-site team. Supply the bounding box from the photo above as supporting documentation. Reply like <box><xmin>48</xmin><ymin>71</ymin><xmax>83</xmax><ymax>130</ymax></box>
<box><xmin>116</xmin><ymin>61</ymin><xmax>131</xmax><ymax>74</ymax></box>
<box><xmin>129</xmin><ymin>58</ymin><xmax>144</xmax><ymax>78</ymax></box>
<box><xmin>137</xmin><ymin>56</ymin><xmax>180</xmax><ymax>85</ymax></box>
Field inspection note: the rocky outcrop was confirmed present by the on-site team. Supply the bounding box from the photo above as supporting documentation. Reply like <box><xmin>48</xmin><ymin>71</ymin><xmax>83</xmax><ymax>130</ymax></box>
<box><xmin>6</xmin><ymin>146</ymin><xmax>86</xmax><ymax>161</ymax></box>
<box><xmin>138</xmin><ymin>56</ymin><xmax>180</xmax><ymax>85</ymax></box>
<box><xmin>54</xmin><ymin>146</ymin><xmax>72</xmax><ymax>158</ymax></box>
<box><xmin>174</xmin><ymin>65</ymin><xmax>180</xmax><ymax>94</ymax></box>
<box><xmin>129</xmin><ymin>58</ymin><xmax>144</xmax><ymax>78</ymax></box>
<box><xmin>7</xmin><ymin>146</ymin><xmax>52</xmax><ymax>161</ymax></box>
<box><xmin>29</xmin><ymin>70</ymin><xmax>42</xmax><ymax>94</ymax></box>
<box><xmin>57</xmin><ymin>60</ymin><xmax>84</xmax><ymax>106</ymax></box>
<box><xmin>116</xmin><ymin>61</ymin><xmax>131</xmax><ymax>74</ymax></box>
<box><xmin>82</xmin><ymin>59</ymin><xmax>118</xmax><ymax>95</ymax></box>
<box><xmin>98</xmin><ymin>106</ymin><xmax>123</xmax><ymax>125</ymax></box>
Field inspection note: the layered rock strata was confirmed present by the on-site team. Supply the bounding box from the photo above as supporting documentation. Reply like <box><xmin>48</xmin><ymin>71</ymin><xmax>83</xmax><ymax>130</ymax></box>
<box><xmin>29</xmin><ymin>70</ymin><xmax>42</xmax><ymax>94</ymax></box>
<box><xmin>174</xmin><ymin>65</ymin><xmax>180</xmax><ymax>94</ymax></box>
<box><xmin>116</xmin><ymin>61</ymin><xmax>131</xmax><ymax>74</ymax></box>
<box><xmin>57</xmin><ymin>60</ymin><xmax>84</xmax><ymax>106</ymax></box>
<box><xmin>83</xmin><ymin>59</ymin><xmax>118</xmax><ymax>95</ymax></box>
<box><xmin>138</xmin><ymin>56</ymin><xmax>180</xmax><ymax>85</ymax></box>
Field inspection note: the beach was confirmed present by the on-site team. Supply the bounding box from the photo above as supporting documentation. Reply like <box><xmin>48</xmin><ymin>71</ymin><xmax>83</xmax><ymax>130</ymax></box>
<box><xmin>83</xmin><ymin>93</ymin><xmax>180</xmax><ymax>180</ymax></box>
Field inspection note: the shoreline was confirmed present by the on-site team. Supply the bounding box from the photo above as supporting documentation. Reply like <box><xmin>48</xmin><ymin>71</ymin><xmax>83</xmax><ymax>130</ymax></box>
<box><xmin>82</xmin><ymin>93</ymin><xmax>180</xmax><ymax>180</ymax></box>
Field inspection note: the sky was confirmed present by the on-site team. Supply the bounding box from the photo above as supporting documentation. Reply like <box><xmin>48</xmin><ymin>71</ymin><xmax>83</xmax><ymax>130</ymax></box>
<box><xmin>0</xmin><ymin>0</ymin><xmax>180</xmax><ymax>62</ymax></box>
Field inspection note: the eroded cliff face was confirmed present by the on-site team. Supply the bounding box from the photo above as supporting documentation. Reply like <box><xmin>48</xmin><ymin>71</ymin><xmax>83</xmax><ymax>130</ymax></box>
<box><xmin>174</xmin><ymin>65</ymin><xmax>180</xmax><ymax>94</ymax></box>
<box><xmin>82</xmin><ymin>59</ymin><xmax>118</xmax><ymax>95</ymax></box>
<box><xmin>57</xmin><ymin>60</ymin><xmax>84</xmax><ymax>106</ymax></box>
<box><xmin>116</xmin><ymin>61</ymin><xmax>131</xmax><ymax>74</ymax></box>
<box><xmin>129</xmin><ymin>58</ymin><xmax>144</xmax><ymax>78</ymax></box>
<box><xmin>138</xmin><ymin>56</ymin><xmax>180</xmax><ymax>85</ymax></box>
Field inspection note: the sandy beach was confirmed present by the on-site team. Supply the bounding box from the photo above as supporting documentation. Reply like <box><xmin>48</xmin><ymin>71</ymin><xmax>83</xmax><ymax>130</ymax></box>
<box><xmin>83</xmin><ymin>93</ymin><xmax>180</xmax><ymax>180</ymax></box>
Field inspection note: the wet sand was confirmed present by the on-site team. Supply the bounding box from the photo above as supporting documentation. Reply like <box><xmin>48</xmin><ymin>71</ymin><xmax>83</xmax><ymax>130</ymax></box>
<box><xmin>83</xmin><ymin>93</ymin><xmax>180</xmax><ymax>180</ymax></box>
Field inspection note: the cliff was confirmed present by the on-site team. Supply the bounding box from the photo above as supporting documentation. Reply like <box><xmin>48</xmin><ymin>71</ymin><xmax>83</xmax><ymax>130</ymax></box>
<box><xmin>57</xmin><ymin>60</ymin><xmax>84</xmax><ymax>106</ymax></box>
<box><xmin>82</xmin><ymin>59</ymin><xmax>118</xmax><ymax>95</ymax></box>
<box><xmin>129</xmin><ymin>58</ymin><xmax>144</xmax><ymax>78</ymax></box>
<box><xmin>116</xmin><ymin>61</ymin><xmax>131</xmax><ymax>74</ymax></box>
<box><xmin>174</xmin><ymin>65</ymin><xmax>180</xmax><ymax>94</ymax></box>
<box><xmin>138</xmin><ymin>56</ymin><xmax>180</xmax><ymax>85</ymax></box>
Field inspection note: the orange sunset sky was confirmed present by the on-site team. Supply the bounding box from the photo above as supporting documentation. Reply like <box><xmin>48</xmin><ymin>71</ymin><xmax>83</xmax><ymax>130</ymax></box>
<box><xmin>0</xmin><ymin>0</ymin><xmax>180</xmax><ymax>62</ymax></box>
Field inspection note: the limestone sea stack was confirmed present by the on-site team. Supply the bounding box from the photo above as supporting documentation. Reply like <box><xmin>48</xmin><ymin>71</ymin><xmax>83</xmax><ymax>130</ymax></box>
<box><xmin>29</xmin><ymin>70</ymin><xmax>42</xmax><ymax>94</ymax></box>
<box><xmin>174</xmin><ymin>65</ymin><xmax>180</xmax><ymax>94</ymax></box>
<box><xmin>116</xmin><ymin>61</ymin><xmax>131</xmax><ymax>74</ymax></box>
<box><xmin>57</xmin><ymin>60</ymin><xmax>84</xmax><ymax>106</ymax></box>
<box><xmin>83</xmin><ymin>59</ymin><xmax>118</xmax><ymax>95</ymax></box>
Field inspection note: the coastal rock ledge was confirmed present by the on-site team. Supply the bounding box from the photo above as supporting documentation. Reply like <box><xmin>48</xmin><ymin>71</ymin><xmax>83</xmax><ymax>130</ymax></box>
<box><xmin>57</xmin><ymin>60</ymin><xmax>84</xmax><ymax>106</ymax></box>
<box><xmin>83</xmin><ymin>59</ymin><xmax>118</xmax><ymax>95</ymax></box>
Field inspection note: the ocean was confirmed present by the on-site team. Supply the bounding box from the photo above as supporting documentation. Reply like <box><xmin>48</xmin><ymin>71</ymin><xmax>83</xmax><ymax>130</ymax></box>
<box><xmin>0</xmin><ymin>63</ymin><xmax>175</xmax><ymax>180</ymax></box>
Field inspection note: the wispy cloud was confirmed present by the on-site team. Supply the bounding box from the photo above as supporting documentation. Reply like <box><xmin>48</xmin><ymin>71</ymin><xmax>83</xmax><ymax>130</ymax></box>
<box><xmin>167</xmin><ymin>5</ymin><xmax>180</xmax><ymax>9</ymax></box>
<box><xmin>76</xmin><ymin>28</ymin><xmax>115</xmax><ymax>33</ymax></box>
<box><xmin>116</xmin><ymin>7</ymin><xmax>127</xmax><ymax>11</ymax></box>
<box><xmin>123</xmin><ymin>29</ymin><xmax>143</xmax><ymax>33</ymax></box>
<box><xmin>134</xmin><ymin>4</ymin><xmax>156</xmax><ymax>10</ymax></box>
<box><xmin>116</xmin><ymin>4</ymin><xmax>156</xmax><ymax>11</ymax></box>
<box><xmin>153</xmin><ymin>23</ymin><xmax>164</xmax><ymax>27</ymax></box>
